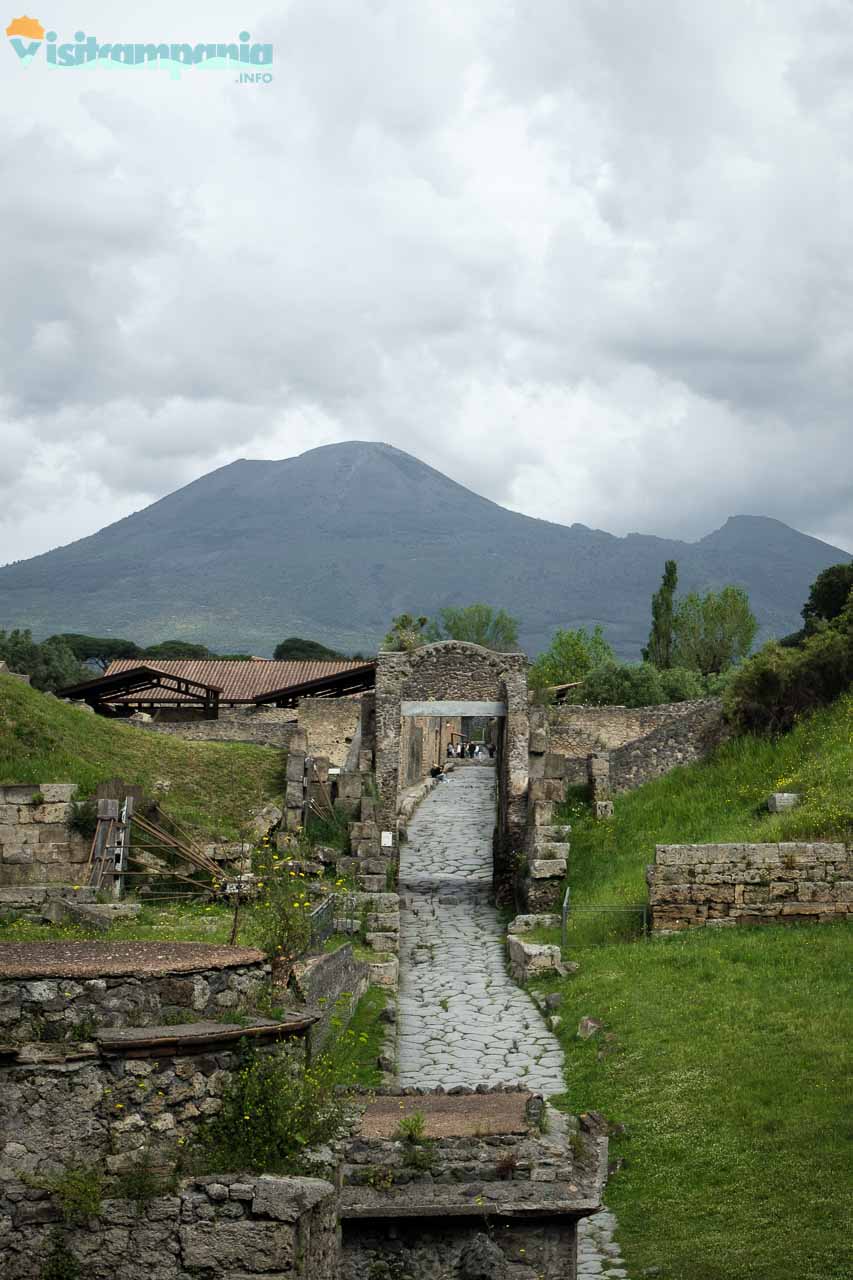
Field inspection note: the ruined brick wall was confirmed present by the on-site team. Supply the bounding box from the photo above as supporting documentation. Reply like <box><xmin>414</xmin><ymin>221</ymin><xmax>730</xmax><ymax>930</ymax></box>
<box><xmin>647</xmin><ymin>842</ymin><xmax>852</xmax><ymax>932</ymax></box>
<box><xmin>136</xmin><ymin>706</ymin><xmax>299</xmax><ymax>748</ymax></box>
<box><xmin>0</xmin><ymin>1174</ymin><xmax>339</xmax><ymax>1280</ymax></box>
<box><xmin>609</xmin><ymin>700</ymin><xmax>727</xmax><ymax>792</ymax></box>
<box><xmin>342</xmin><ymin>1219</ymin><xmax>578</xmax><ymax>1279</ymax></box>
<box><xmin>0</xmin><ymin>1043</ymin><xmax>247</xmax><ymax>1181</ymax></box>
<box><xmin>0</xmin><ymin>958</ymin><xmax>269</xmax><ymax>1043</ymax></box>
<box><xmin>537</xmin><ymin>700</ymin><xmax>726</xmax><ymax>794</ymax></box>
<box><xmin>297</xmin><ymin>697</ymin><xmax>361</xmax><ymax>766</ymax></box>
<box><xmin>0</xmin><ymin>784</ymin><xmax>88</xmax><ymax>887</ymax></box>
<box><xmin>374</xmin><ymin>643</ymin><xmax>528</xmax><ymax>854</ymax></box>
<box><xmin>290</xmin><ymin>944</ymin><xmax>370</xmax><ymax>1053</ymax></box>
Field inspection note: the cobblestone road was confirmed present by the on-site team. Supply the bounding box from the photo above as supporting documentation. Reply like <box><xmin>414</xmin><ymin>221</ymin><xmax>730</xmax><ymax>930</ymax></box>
<box><xmin>397</xmin><ymin>765</ymin><xmax>564</xmax><ymax>1091</ymax></box>
<box><xmin>396</xmin><ymin>764</ymin><xmax>630</xmax><ymax>1277</ymax></box>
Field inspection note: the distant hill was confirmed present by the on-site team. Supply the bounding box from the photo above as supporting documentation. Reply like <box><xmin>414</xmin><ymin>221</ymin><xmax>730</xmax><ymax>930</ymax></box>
<box><xmin>0</xmin><ymin>442</ymin><xmax>848</xmax><ymax>657</ymax></box>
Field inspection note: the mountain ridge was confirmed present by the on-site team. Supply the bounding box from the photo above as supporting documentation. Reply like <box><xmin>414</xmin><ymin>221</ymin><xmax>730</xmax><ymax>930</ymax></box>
<box><xmin>0</xmin><ymin>442</ymin><xmax>848</xmax><ymax>656</ymax></box>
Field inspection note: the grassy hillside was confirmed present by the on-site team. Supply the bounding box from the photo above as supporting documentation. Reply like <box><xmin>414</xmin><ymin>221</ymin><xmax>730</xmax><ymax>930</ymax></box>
<box><xmin>0</xmin><ymin>674</ymin><xmax>284</xmax><ymax>837</ymax></box>
<box><xmin>558</xmin><ymin>691</ymin><xmax>852</xmax><ymax>915</ymax></box>
<box><xmin>537</xmin><ymin>694</ymin><xmax>853</xmax><ymax>1280</ymax></box>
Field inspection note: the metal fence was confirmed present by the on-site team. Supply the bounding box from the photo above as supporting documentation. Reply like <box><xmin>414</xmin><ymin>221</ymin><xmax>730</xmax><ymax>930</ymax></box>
<box><xmin>308</xmin><ymin>894</ymin><xmax>337</xmax><ymax>951</ymax></box>
<box><xmin>561</xmin><ymin>886</ymin><xmax>648</xmax><ymax>949</ymax></box>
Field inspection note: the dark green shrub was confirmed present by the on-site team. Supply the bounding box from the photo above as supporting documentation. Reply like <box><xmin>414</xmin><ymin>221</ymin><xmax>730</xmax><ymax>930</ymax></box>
<box><xmin>724</xmin><ymin>596</ymin><xmax>853</xmax><ymax>733</ymax></box>
<box><xmin>657</xmin><ymin>666</ymin><xmax>706</xmax><ymax>702</ymax></box>
<box><xmin>68</xmin><ymin>798</ymin><xmax>98</xmax><ymax>839</ymax></box>
<box><xmin>195</xmin><ymin>1043</ymin><xmax>346</xmax><ymax>1174</ymax></box>
<box><xmin>577</xmin><ymin>661</ymin><xmax>664</xmax><ymax>707</ymax></box>
<box><xmin>31</xmin><ymin>1165</ymin><xmax>103</xmax><ymax>1225</ymax></box>
<box><xmin>40</xmin><ymin>1230</ymin><xmax>81</xmax><ymax>1280</ymax></box>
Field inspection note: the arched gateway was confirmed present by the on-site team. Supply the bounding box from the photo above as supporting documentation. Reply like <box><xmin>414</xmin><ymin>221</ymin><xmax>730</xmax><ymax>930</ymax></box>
<box><xmin>373</xmin><ymin>641</ymin><xmax>530</xmax><ymax>871</ymax></box>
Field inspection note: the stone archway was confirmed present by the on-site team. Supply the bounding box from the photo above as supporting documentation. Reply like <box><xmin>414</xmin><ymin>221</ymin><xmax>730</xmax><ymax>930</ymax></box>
<box><xmin>374</xmin><ymin>641</ymin><xmax>529</xmax><ymax>872</ymax></box>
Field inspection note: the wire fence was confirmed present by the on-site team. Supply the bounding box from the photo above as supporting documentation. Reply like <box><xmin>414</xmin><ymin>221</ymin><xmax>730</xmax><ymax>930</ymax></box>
<box><xmin>308</xmin><ymin>894</ymin><xmax>337</xmax><ymax>952</ymax></box>
<box><xmin>561</xmin><ymin>886</ymin><xmax>649</xmax><ymax>948</ymax></box>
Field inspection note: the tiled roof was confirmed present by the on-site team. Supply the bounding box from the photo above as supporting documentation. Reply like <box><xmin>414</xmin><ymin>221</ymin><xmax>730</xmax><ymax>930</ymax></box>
<box><xmin>104</xmin><ymin>657</ymin><xmax>368</xmax><ymax>704</ymax></box>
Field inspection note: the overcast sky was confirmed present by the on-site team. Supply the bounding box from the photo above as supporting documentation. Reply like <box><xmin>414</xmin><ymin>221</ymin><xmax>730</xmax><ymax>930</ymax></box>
<box><xmin>1</xmin><ymin>0</ymin><xmax>851</xmax><ymax>566</ymax></box>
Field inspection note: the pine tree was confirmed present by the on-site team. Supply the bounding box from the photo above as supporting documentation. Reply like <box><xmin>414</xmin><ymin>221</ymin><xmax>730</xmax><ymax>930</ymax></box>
<box><xmin>643</xmin><ymin>560</ymin><xmax>678</xmax><ymax>669</ymax></box>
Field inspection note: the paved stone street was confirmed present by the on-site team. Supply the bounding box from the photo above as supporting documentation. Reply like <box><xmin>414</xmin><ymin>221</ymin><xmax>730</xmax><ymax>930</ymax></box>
<box><xmin>396</xmin><ymin>764</ymin><xmax>631</xmax><ymax>1276</ymax></box>
<box><xmin>397</xmin><ymin>765</ymin><xmax>564</xmax><ymax>1092</ymax></box>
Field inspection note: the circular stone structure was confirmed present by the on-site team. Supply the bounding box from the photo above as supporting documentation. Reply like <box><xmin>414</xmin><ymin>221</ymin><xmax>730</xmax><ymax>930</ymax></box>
<box><xmin>0</xmin><ymin>940</ymin><xmax>264</xmax><ymax>979</ymax></box>
<box><xmin>0</xmin><ymin>941</ymin><xmax>270</xmax><ymax>1043</ymax></box>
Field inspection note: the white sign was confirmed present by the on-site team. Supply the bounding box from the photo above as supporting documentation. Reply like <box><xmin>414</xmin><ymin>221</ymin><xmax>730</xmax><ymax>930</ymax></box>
<box><xmin>381</xmin><ymin>831</ymin><xmax>394</xmax><ymax>848</ymax></box>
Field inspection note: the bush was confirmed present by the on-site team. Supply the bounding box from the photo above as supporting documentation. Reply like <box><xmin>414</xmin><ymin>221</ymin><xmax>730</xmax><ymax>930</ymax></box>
<box><xmin>562</xmin><ymin>661</ymin><xmax>709</xmax><ymax>708</ymax></box>
<box><xmin>31</xmin><ymin>1165</ymin><xmax>103</xmax><ymax>1225</ymax></box>
<box><xmin>196</xmin><ymin>1043</ymin><xmax>346</xmax><ymax>1174</ymax></box>
<box><xmin>657</xmin><ymin>666</ymin><xmax>706</xmax><ymax>702</ymax></box>
<box><xmin>724</xmin><ymin>596</ymin><xmax>853</xmax><ymax>733</ymax></box>
<box><xmin>40</xmin><ymin>1230</ymin><xmax>81</xmax><ymax>1280</ymax></box>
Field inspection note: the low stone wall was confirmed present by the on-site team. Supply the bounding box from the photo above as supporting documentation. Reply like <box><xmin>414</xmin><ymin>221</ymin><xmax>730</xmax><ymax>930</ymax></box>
<box><xmin>343</xmin><ymin>1219</ymin><xmax>577</xmax><ymax>1279</ymax></box>
<box><xmin>532</xmin><ymin>699</ymin><xmax>726</xmax><ymax>799</ymax></box>
<box><xmin>339</xmin><ymin>1087</ymin><xmax>607</xmax><ymax>1280</ymax></box>
<box><xmin>609</xmin><ymin>699</ymin><xmax>726</xmax><ymax>792</ymax></box>
<box><xmin>137</xmin><ymin>705</ymin><xmax>299</xmax><ymax>748</ymax></box>
<box><xmin>297</xmin><ymin>697</ymin><xmax>361</xmax><ymax>767</ymax></box>
<box><xmin>647</xmin><ymin>842</ymin><xmax>852</xmax><ymax>932</ymax></box>
<box><xmin>0</xmin><ymin>783</ymin><xmax>88</xmax><ymax>887</ymax></box>
<box><xmin>0</xmin><ymin>952</ymin><xmax>269</xmax><ymax>1042</ymax></box>
<box><xmin>0</xmin><ymin>1039</ymin><xmax>241</xmax><ymax>1180</ymax></box>
<box><xmin>547</xmin><ymin>698</ymin><xmax>717</xmax><ymax>757</ymax></box>
<box><xmin>291</xmin><ymin>944</ymin><xmax>370</xmax><ymax>1053</ymax></box>
<box><xmin>0</xmin><ymin>1174</ymin><xmax>339</xmax><ymax>1280</ymax></box>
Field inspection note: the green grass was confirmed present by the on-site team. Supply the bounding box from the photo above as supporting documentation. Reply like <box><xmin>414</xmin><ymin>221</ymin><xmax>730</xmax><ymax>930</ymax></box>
<box><xmin>540</xmin><ymin>924</ymin><xmax>852</xmax><ymax>1280</ymax></box>
<box><xmin>538</xmin><ymin>693</ymin><xmax>853</xmax><ymax>1279</ymax></box>
<box><xmin>328</xmin><ymin>985</ymin><xmax>388</xmax><ymax>1088</ymax></box>
<box><xmin>0</xmin><ymin>673</ymin><xmax>284</xmax><ymax>837</ymax></box>
<box><xmin>558</xmin><ymin>692</ymin><xmax>852</xmax><ymax>913</ymax></box>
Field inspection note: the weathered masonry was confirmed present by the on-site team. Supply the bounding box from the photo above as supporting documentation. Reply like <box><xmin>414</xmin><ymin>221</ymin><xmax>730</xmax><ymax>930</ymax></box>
<box><xmin>648</xmin><ymin>841</ymin><xmax>852</xmax><ymax>932</ymax></box>
<box><xmin>374</xmin><ymin>641</ymin><xmax>530</xmax><ymax>863</ymax></box>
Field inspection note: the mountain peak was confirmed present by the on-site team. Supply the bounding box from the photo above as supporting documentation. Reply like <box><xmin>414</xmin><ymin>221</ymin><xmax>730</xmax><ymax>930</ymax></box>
<box><xmin>0</xmin><ymin>444</ymin><xmax>847</xmax><ymax>656</ymax></box>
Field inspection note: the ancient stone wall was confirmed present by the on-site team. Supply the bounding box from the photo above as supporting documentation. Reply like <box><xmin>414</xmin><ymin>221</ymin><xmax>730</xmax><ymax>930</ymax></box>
<box><xmin>0</xmin><ymin>784</ymin><xmax>88</xmax><ymax>887</ymax></box>
<box><xmin>398</xmin><ymin>714</ymin><xmax>460</xmax><ymax>789</ymax></box>
<box><xmin>0</xmin><ymin>1040</ymin><xmax>245</xmax><ymax>1179</ymax></box>
<box><xmin>534</xmin><ymin>699</ymin><xmax>726</xmax><ymax>795</ymax></box>
<box><xmin>547</xmin><ymin>698</ymin><xmax>714</xmax><ymax>753</ymax></box>
<box><xmin>0</xmin><ymin>1174</ymin><xmax>339</xmax><ymax>1280</ymax></box>
<box><xmin>648</xmin><ymin>841</ymin><xmax>852</xmax><ymax>932</ymax></box>
<box><xmin>290</xmin><ymin>944</ymin><xmax>370</xmax><ymax>1053</ymax></box>
<box><xmin>374</xmin><ymin>643</ymin><xmax>528</xmax><ymax>859</ymax></box>
<box><xmin>0</xmin><ymin>957</ymin><xmax>269</xmax><ymax>1043</ymax></box>
<box><xmin>136</xmin><ymin>705</ymin><xmax>299</xmax><ymax>748</ymax></box>
<box><xmin>342</xmin><ymin>1219</ymin><xmax>578</xmax><ymax>1279</ymax></box>
<box><xmin>609</xmin><ymin>700</ymin><xmax>727</xmax><ymax>792</ymax></box>
<box><xmin>297</xmin><ymin>697</ymin><xmax>361</xmax><ymax>767</ymax></box>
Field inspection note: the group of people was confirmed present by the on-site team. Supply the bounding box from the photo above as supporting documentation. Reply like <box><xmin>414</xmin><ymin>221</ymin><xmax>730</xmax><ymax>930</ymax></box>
<box><xmin>446</xmin><ymin>740</ymin><xmax>495</xmax><ymax>760</ymax></box>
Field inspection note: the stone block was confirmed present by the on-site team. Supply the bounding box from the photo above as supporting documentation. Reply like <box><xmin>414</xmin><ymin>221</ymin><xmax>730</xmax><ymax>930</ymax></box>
<box><xmin>508</xmin><ymin>914</ymin><xmax>560</xmax><ymax>934</ymax></box>
<box><xmin>767</xmin><ymin>792</ymin><xmax>800</xmax><ymax>813</ymax></box>
<box><xmin>286</xmin><ymin>755</ymin><xmax>306</xmax><ymax>783</ymax></box>
<box><xmin>285</xmin><ymin>780</ymin><xmax>304</xmax><ymax>808</ymax></box>
<box><xmin>179</xmin><ymin>1220</ymin><xmax>295</xmax><ymax>1271</ymax></box>
<box><xmin>252</xmin><ymin>1174</ymin><xmax>334</xmax><ymax>1222</ymax></box>
<box><xmin>368</xmin><ymin>958</ymin><xmax>398</xmax><ymax>988</ymax></box>
<box><xmin>39</xmin><ymin>784</ymin><xmax>77</xmax><ymax>803</ymax></box>
<box><xmin>365</xmin><ymin>932</ymin><xmax>399</xmax><ymax>952</ymax></box>
<box><xmin>531</xmin><ymin>801</ymin><xmax>554</xmax><ymax>828</ymax></box>
<box><xmin>594</xmin><ymin>801</ymin><xmax>614</xmax><ymax>820</ymax></box>
<box><xmin>507</xmin><ymin>935</ymin><xmax>564</xmax><ymax>984</ymax></box>
<box><xmin>529</xmin><ymin>859</ymin><xmax>567</xmax><ymax>879</ymax></box>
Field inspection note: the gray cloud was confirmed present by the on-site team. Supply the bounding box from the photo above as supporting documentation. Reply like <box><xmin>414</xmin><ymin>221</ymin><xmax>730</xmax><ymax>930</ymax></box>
<box><xmin>0</xmin><ymin>0</ymin><xmax>850</xmax><ymax>566</ymax></box>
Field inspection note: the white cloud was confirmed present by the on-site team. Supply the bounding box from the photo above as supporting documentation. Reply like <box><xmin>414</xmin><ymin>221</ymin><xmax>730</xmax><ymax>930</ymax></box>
<box><xmin>0</xmin><ymin>0</ymin><xmax>850</xmax><ymax>565</ymax></box>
